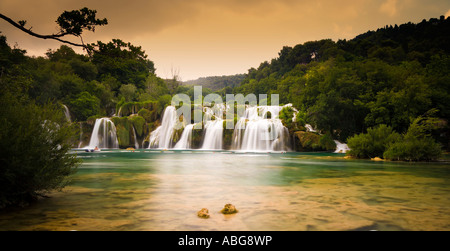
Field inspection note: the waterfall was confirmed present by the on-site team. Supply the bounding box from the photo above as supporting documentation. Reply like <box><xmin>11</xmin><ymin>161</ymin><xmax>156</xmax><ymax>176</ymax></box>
<box><xmin>334</xmin><ymin>140</ymin><xmax>350</xmax><ymax>153</ymax></box>
<box><xmin>62</xmin><ymin>104</ymin><xmax>71</xmax><ymax>122</ymax></box>
<box><xmin>132</xmin><ymin>126</ymin><xmax>139</xmax><ymax>149</ymax></box>
<box><xmin>147</xmin><ymin>104</ymin><xmax>292</xmax><ymax>151</ymax></box>
<box><xmin>201</xmin><ymin>120</ymin><xmax>223</xmax><ymax>150</ymax></box>
<box><xmin>174</xmin><ymin>124</ymin><xmax>194</xmax><ymax>149</ymax></box>
<box><xmin>148</xmin><ymin>106</ymin><xmax>178</xmax><ymax>149</ymax></box>
<box><xmin>305</xmin><ymin>124</ymin><xmax>316</xmax><ymax>132</ymax></box>
<box><xmin>201</xmin><ymin>105</ymin><xmax>225</xmax><ymax>150</ymax></box>
<box><xmin>232</xmin><ymin>105</ymin><xmax>290</xmax><ymax>152</ymax></box>
<box><xmin>87</xmin><ymin>118</ymin><xmax>119</xmax><ymax>149</ymax></box>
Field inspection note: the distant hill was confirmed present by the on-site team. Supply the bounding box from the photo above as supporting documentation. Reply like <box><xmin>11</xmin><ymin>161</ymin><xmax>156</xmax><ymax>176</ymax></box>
<box><xmin>183</xmin><ymin>74</ymin><xmax>246</xmax><ymax>91</ymax></box>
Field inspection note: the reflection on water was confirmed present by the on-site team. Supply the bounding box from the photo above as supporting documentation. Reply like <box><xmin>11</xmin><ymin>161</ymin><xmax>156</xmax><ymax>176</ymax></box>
<box><xmin>1</xmin><ymin>150</ymin><xmax>450</xmax><ymax>231</ymax></box>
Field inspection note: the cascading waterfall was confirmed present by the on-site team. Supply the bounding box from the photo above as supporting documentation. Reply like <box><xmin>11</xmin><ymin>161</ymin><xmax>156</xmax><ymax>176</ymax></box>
<box><xmin>201</xmin><ymin>105</ymin><xmax>225</xmax><ymax>150</ymax></box>
<box><xmin>174</xmin><ymin>124</ymin><xmax>194</xmax><ymax>149</ymax></box>
<box><xmin>148</xmin><ymin>106</ymin><xmax>178</xmax><ymax>149</ymax></box>
<box><xmin>87</xmin><ymin>118</ymin><xmax>119</xmax><ymax>149</ymax></box>
<box><xmin>146</xmin><ymin>104</ymin><xmax>293</xmax><ymax>151</ymax></box>
<box><xmin>201</xmin><ymin>120</ymin><xmax>223</xmax><ymax>150</ymax></box>
<box><xmin>232</xmin><ymin>105</ymin><xmax>290</xmax><ymax>152</ymax></box>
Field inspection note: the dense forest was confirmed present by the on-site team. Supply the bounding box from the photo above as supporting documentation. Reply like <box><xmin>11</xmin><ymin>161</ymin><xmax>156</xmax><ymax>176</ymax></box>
<box><xmin>183</xmin><ymin>74</ymin><xmax>246</xmax><ymax>92</ymax></box>
<box><xmin>234</xmin><ymin>16</ymin><xmax>450</xmax><ymax>150</ymax></box>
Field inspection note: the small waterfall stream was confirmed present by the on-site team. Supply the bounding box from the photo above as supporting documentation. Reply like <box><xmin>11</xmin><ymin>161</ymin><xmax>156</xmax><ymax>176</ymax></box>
<box><xmin>174</xmin><ymin>124</ymin><xmax>194</xmax><ymax>149</ymax></box>
<box><xmin>131</xmin><ymin>126</ymin><xmax>139</xmax><ymax>149</ymax></box>
<box><xmin>62</xmin><ymin>104</ymin><xmax>71</xmax><ymax>122</ymax></box>
<box><xmin>148</xmin><ymin>106</ymin><xmax>178</xmax><ymax>149</ymax></box>
<box><xmin>87</xmin><ymin>118</ymin><xmax>119</xmax><ymax>149</ymax></box>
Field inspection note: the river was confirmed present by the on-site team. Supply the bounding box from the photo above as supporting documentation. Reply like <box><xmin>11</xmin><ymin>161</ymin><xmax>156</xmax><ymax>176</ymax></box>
<box><xmin>0</xmin><ymin>150</ymin><xmax>449</xmax><ymax>231</ymax></box>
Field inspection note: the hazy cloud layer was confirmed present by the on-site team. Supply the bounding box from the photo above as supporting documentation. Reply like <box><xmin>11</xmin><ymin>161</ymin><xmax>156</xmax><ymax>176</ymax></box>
<box><xmin>1</xmin><ymin>0</ymin><xmax>449</xmax><ymax>80</ymax></box>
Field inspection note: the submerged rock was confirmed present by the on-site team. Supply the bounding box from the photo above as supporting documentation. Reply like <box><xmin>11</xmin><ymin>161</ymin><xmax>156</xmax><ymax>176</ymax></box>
<box><xmin>221</xmin><ymin>204</ymin><xmax>238</xmax><ymax>214</ymax></box>
<box><xmin>197</xmin><ymin>208</ymin><xmax>210</xmax><ymax>218</ymax></box>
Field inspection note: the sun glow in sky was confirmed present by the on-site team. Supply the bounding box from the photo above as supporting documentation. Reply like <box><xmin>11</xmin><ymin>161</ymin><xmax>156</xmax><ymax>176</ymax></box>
<box><xmin>1</xmin><ymin>0</ymin><xmax>449</xmax><ymax>80</ymax></box>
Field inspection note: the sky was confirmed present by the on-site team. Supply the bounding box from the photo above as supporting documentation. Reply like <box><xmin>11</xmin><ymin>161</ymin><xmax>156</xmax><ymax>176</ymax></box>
<box><xmin>1</xmin><ymin>0</ymin><xmax>449</xmax><ymax>81</ymax></box>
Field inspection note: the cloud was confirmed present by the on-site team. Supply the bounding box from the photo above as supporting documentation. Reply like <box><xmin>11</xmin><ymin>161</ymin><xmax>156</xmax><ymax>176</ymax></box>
<box><xmin>1</xmin><ymin>0</ymin><xmax>448</xmax><ymax>80</ymax></box>
<box><xmin>380</xmin><ymin>0</ymin><xmax>398</xmax><ymax>17</ymax></box>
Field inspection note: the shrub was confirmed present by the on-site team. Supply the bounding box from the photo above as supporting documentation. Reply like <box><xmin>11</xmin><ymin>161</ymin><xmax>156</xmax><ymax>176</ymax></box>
<box><xmin>383</xmin><ymin>110</ymin><xmax>443</xmax><ymax>161</ymax></box>
<box><xmin>347</xmin><ymin>124</ymin><xmax>401</xmax><ymax>158</ymax></box>
<box><xmin>384</xmin><ymin>137</ymin><xmax>442</xmax><ymax>161</ymax></box>
<box><xmin>319</xmin><ymin>133</ymin><xmax>337</xmax><ymax>151</ymax></box>
<box><xmin>0</xmin><ymin>92</ymin><xmax>79</xmax><ymax>208</ymax></box>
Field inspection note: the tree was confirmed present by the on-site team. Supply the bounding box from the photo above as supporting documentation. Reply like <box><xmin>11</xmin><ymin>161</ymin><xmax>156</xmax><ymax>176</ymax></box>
<box><xmin>0</xmin><ymin>91</ymin><xmax>80</xmax><ymax>208</ymax></box>
<box><xmin>383</xmin><ymin>110</ymin><xmax>443</xmax><ymax>161</ymax></box>
<box><xmin>69</xmin><ymin>91</ymin><xmax>101</xmax><ymax>121</ymax></box>
<box><xmin>0</xmin><ymin>7</ymin><xmax>107</xmax><ymax>55</ymax></box>
<box><xmin>90</xmin><ymin>39</ymin><xmax>155</xmax><ymax>89</ymax></box>
<box><xmin>119</xmin><ymin>84</ymin><xmax>137</xmax><ymax>102</ymax></box>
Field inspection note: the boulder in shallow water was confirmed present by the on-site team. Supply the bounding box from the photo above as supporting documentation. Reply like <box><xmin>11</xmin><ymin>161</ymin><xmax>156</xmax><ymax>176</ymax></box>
<box><xmin>221</xmin><ymin>204</ymin><xmax>238</xmax><ymax>214</ymax></box>
<box><xmin>197</xmin><ymin>208</ymin><xmax>210</xmax><ymax>218</ymax></box>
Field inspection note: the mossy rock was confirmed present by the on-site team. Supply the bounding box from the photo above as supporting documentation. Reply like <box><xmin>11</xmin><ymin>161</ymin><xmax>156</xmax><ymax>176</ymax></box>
<box><xmin>116</xmin><ymin>125</ymin><xmax>130</xmax><ymax>147</ymax></box>
<box><xmin>221</xmin><ymin>204</ymin><xmax>238</xmax><ymax>214</ymax></box>
<box><xmin>223</xmin><ymin>126</ymin><xmax>234</xmax><ymax>150</ymax></box>
<box><xmin>129</xmin><ymin>115</ymin><xmax>146</xmax><ymax>137</ymax></box>
<box><xmin>117</xmin><ymin>101</ymin><xmax>160</xmax><ymax>117</ymax></box>
<box><xmin>197</xmin><ymin>208</ymin><xmax>210</xmax><ymax>219</ymax></box>
<box><xmin>295</xmin><ymin>131</ymin><xmax>321</xmax><ymax>151</ymax></box>
<box><xmin>191</xmin><ymin>126</ymin><xmax>205</xmax><ymax>149</ymax></box>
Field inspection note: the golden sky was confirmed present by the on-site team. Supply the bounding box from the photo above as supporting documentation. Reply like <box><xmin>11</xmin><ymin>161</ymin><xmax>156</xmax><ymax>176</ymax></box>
<box><xmin>1</xmin><ymin>0</ymin><xmax>449</xmax><ymax>80</ymax></box>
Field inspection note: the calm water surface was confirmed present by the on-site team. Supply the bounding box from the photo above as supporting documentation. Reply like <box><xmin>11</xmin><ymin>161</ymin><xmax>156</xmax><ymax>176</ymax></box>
<box><xmin>1</xmin><ymin>150</ymin><xmax>450</xmax><ymax>231</ymax></box>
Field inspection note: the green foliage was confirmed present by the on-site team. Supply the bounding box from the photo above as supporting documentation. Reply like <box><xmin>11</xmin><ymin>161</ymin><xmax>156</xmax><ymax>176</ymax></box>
<box><xmin>0</xmin><ymin>92</ymin><xmax>79</xmax><ymax>208</ymax></box>
<box><xmin>119</xmin><ymin>83</ymin><xmax>137</xmax><ymax>102</ymax></box>
<box><xmin>233</xmin><ymin>17</ymin><xmax>450</xmax><ymax>146</ymax></box>
<box><xmin>383</xmin><ymin>137</ymin><xmax>442</xmax><ymax>161</ymax></box>
<box><xmin>183</xmin><ymin>74</ymin><xmax>246</xmax><ymax>91</ymax></box>
<box><xmin>279</xmin><ymin>106</ymin><xmax>295</xmax><ymax>130</ymax></box>
<box><xmin>138</xmin><ymin>108</ymin><xmax>153</xmax><ymax>123</ymax></box>
<box><xmin>347</xmin><ymin>111</ymin><xmax>444</xmax><ymax>161</ymax></box>
<box><xmin>347</xmin><ymin>125</ymin><xmax>401</xmax><ymax>158</ymax></box>
<box><xmin>110</xmin><ymin>117</ymin><xmax>130</xmax><ymax>148</ymax></box>
<box><xmin>69</xmin><ymin>91</ymin><xmax>100</xmax><ymax>121</ymax></box>
<box><xmin>383</xmin><ymin>110</ymin><xmax>443</xmax><ymax>161</ymax></box>
<box><xmin>90</xmin><ymin>39</ymin><xmax>155</xmax><ymax>89</ymax></box>
<box><xmin>129</xmin><ymin>115</ymin><xmax>145</xmax><ymax>137</ymax></box>
<box><xmin>295</xmin><ymin>131</ymin><xmax>323</xmax><ymax>151</ymax></box>
<box><xmin>157</xmin><ymin>95</ymin><xmax>172</xmax><ymax>112</ymax></box>
<box><xmin>319</xmin><ymin>133</ymin><xmax>337</xmax><ymax>151</ymax></box>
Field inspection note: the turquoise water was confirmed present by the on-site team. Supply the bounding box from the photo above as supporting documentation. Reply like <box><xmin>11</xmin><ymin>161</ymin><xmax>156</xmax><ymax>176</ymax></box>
<box><xmin>1</xmin><ymin>150</ymin><xmax>449</xmax><ymax>231</ymax></box>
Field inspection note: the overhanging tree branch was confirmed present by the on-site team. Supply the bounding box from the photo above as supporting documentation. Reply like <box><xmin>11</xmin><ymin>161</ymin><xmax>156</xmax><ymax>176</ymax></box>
<box><xmin>0</xmin><ymin>8</ymin><xmax>107</xmax><ymax>55</ymax></box>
